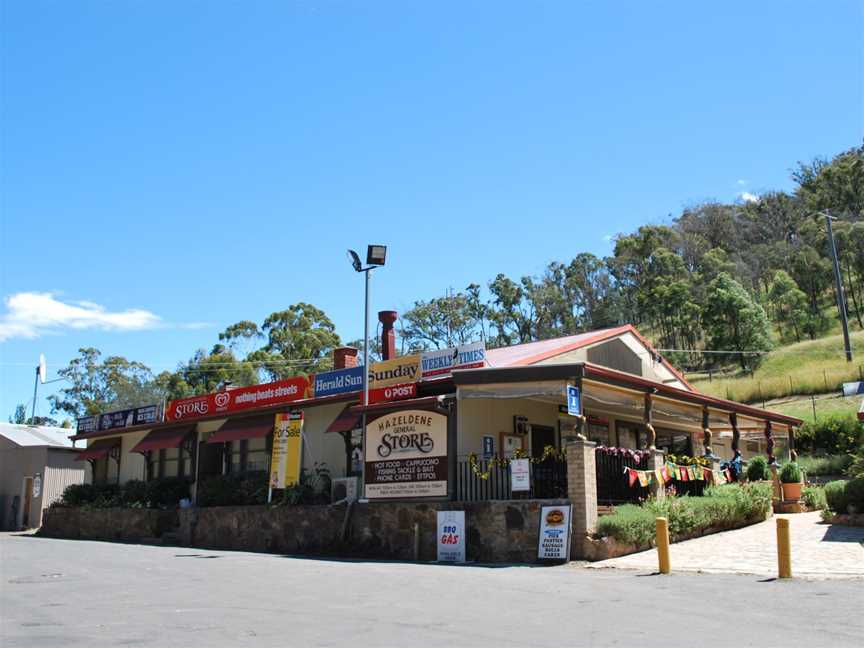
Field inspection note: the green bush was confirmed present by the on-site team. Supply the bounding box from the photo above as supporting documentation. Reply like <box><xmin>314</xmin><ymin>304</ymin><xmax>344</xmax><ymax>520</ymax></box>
<box><xmin>822</xmin><ymin>478</ymin><xmax>864</xmax><ymax>514</ymax></box>
<box><xmin>797</xmin><ymin>454</ymin><xmax>853</xmax><ymax>476</ymax></box>
<box><xmin>796</xmin><ymin>416</ymin><xmax>863</xmax><ymax>455</ymax></box>
<box><xmin>146</xmin><ymin>477</ymin><xmax>190</xmax><ymax>508</ymax></box>
<box><xmin>746</xmin><ymin>456</ymin><xmax>771</xmax><ymax>482</ymax></box>
<box><xmin>779</xmin><ymin>462</ymin><xmax>802</xmax><ymax>484</ymax></box>
<box><xmin>54</xmin><ymin>479</ymin><xmax>188</xmax><ymax>510</ymax></box>
<box><xmin>197</xmin><ymin>471</ymin><xmax>268</xmax><ymax>507</ymax></box>
<box><xmin>595</xmin><ymin>483</ymin><xmax>772</xmax><ymax>546</ymax></box>
<box><xmin>802</xmin><ymin>485</ymin><xmax>826</xmax><ymax>510</ymax></box>
<box><xmin>121</xmin><ymin>480</ymin><xmax>149</xmax><ymax>506</ymax></box>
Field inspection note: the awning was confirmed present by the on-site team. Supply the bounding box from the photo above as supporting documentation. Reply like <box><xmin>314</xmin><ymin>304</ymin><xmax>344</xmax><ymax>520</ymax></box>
<box><xmin>130</xmin><ymin>426</ymin><xmax>194</xmax><ymax>454</ymax></box>
<box><xmin>457</xmin><ymin>381</ymin><xmax>565</xmax><ymax>400</ymax></box>
<box><xmin>326</xmin><ymin>405</ymin><xmax>362</xmax><ymax>434</ymax></box>
<box><xmin>349</xmin><ymin>395</ymin><xmax>446</xmax><ymax>416</ymax></box>
<box><xmin>75</xmin><ymin>438</ymin><xmax>120</xmax><ymax>462</ymax></box>
<box><xmin>206</xmin><ymin>415</ymin><xmax>273</xmax><ymax>444</ymax></box>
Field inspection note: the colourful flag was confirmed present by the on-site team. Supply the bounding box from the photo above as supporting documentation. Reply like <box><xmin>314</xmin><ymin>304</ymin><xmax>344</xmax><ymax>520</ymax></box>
<box><xmin>628</xmin><ymin>468</ymin><xmax>638</xmax><ymax>487</ymax></box>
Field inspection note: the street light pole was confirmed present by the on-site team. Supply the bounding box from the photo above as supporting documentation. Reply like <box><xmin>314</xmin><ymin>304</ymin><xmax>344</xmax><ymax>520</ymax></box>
<box><xmin>363</xmin><ymin>267</ymin><xmax>372</xmax><ymax>406</ymax></box>
<box><xmin>822</xmin><ymin>211</ymin><xmax>853</xmax><ymax>362</ymax></box>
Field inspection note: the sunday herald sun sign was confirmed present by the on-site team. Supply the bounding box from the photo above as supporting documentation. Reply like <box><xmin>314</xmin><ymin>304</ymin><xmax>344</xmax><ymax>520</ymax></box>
<box><xmin>165</xmin><ymin>377</ymin><xmax>310</xmax><ymax>421</ymax></box>
<box><xmin>364</xmin><ymin>409</ymin><xmax>448</xmax><ymax>500</ymax></box>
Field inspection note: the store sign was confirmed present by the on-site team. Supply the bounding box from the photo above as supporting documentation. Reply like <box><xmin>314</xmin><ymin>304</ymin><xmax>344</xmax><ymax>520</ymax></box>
<box><xmin>420</xmin><ymin>341</ymin><xmax>486</xmax><ymax>378</ymax></box>
<box><xmin>510</xmin><ymin>458</ymin><xmax>531</xmax><ymax>492</ymax></box>
<box><xmin>367</xmin><ymin>354</ymin><xmax>420</xmax><ymax>389</ymax></box>
<box><xmin>314</xmin><ymin>366</ymin><xmax>364</xmax><ymax>398</ymax></box>
<box><xmin>437</xmin><ymin>511</ymin><xmax>466</xmax><ymax>562</ymax></box>
<box><xmin>538</xmin><ymin>504</ymin><xmax>572</xmax><ymax>561</ymax></box>
<box><xmin>269</xmin><ymin>412</ymin><xmax>303</xmax><ymax>489</ymax></box>
<box><xmin>567</xmin><ymin>385</ymin><xmax>581</xmax><ymax>416</ymax></box>
<box><xmin>99</xmin><ymin>404</ymin><xmax>162</xmax><ymax>431</ymax></box>
<box><xmin>364</xmin><ymin>409</ymin><xmax>448</xmax><ymax>499</ymax></box>
<box><xmin>76</xmin><ymin>416</ymin><xmax>99</xmax><ymax>434</ymax></box>
<box><xmin>368</xmin><ymin>382</ymin><xmax>417</xmax><ymax>404</ymax></box>
<box><xmin>166</xmin><ymin>377</ymin><xmax>310</xmax><ymax>421</ymax></box>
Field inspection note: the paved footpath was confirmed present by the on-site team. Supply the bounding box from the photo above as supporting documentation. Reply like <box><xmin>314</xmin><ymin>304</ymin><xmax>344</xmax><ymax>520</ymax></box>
<box><xmin>586</xmin><ymin>512</ymin><xmax>864</xmax><ymax>579</ymax></box>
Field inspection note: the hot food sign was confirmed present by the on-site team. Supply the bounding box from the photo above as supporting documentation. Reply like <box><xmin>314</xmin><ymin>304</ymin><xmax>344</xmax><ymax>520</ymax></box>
<box><xmin>363</xmin><ymin>409</ymin><xmax>448</xmax><ymax>500</ymax></box>
<box><xmin>165</xmin><ymin>377</ymin><xmax>310</xmax><ymax>421</ymax></box>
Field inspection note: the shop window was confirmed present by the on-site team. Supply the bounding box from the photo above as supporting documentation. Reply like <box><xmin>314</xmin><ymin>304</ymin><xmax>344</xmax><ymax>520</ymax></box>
<box><xmin>586</xmin><ymin>420</ymin><xmax>610</xmax><ymax>446</ymax></box>
<box><xmin>225</xmin><ymin>439</ymin><xmax>269</xmax><ymax>475</ymax></box>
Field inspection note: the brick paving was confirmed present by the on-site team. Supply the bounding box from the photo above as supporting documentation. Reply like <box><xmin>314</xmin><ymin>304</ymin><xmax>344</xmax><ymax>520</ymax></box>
<box><xmin>584</xmin><ymin>512</ymin><xmax>864</xmax><ymax>579</ymax></box>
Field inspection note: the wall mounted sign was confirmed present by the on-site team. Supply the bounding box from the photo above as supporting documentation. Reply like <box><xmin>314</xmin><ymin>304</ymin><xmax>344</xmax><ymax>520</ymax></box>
<box><xmin>367</xmin><ymin>354</ymin><xmax>421</xmax><ymax>389</ymax></box>
<box><xmin>313</xmin><ymin>366</ymin><xmax>364</xmax><ymax>398</ymax></box>
<box><xmin>510</xmin><ymin>458</ymin><xmax>531</xmax><ymax>492</ymax></box>
<box><xmin>76</xmin><ymin>416</ymin><xmax>99</xmax><ymax>434</ymax></box>
<box><xmin>269</xmin><ymin>412</ymin><xmax>303</xmax><ymax>490</ymax></box>
<box><xmin>420</xmin><ymin>341</ymin><xmax>486</xmax><ymax>378</ymax></box>
<box><xmin>99</xmin><ymin>404</ymin><xmax>162</xmax><ymax>431</ymax></box>
<box><xmin>166</xmin><ymin>377</ymin><xmax>310</xmax><ymax>421</ymax></box>
<box><xmin>482</xmin><ymin>435</ymin><xmax>495</xmax><ymax>460</ymax></box>
<box><xmin>363</xmin><ymin>409</ymin><xmax>448</xmax><ymax>499</ymax></box>
<box><xmin>567</xmin><ymin>385</ymin><xmax>581</xmax><ymax>417</ymax></box>
<box><xmin>538</xmin><ymin>504</ymin><xmax>572</xmax><ymax>561</ymax></box>
<box><xmin>437</xmin><ymin>510</ymin><xmax>466</xmax><ymax>562</ymax></box>
<box><xmin>368</xmin><ymin>382</ymin><xmax>417</xmax><ymax>404</ymax></box>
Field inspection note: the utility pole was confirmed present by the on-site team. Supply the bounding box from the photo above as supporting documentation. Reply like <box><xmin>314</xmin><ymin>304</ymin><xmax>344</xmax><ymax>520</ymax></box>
<box><xmin>823</xmin><ymin>211</ymin><xmax>853</xmax><ymax>362</ymax></box>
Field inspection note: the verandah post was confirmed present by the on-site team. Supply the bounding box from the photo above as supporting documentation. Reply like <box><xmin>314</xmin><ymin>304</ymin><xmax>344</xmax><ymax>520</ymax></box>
<box><xmin>566</xmin><ymin>438</ymin><xmax>597</xmax><ymax>560</ymax></box>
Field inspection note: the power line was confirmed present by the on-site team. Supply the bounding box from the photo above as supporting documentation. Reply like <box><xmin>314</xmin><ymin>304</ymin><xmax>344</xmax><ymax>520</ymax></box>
<box><xmin>653</xmin><ymin>348</ymin><xmax>769</xmax><ymax>356</ymax></box>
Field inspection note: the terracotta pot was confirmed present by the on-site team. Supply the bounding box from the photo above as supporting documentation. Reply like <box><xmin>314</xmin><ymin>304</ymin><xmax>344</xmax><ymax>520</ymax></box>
<box><xmin>781</xmin><ymin>481</ymin><xmax>803</xmax><ymax>501</ymax></box>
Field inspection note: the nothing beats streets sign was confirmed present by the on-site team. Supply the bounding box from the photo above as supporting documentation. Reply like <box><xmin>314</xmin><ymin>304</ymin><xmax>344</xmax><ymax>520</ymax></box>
<box><xmin>165</xmin><ymin>377</ymin><xmax>309</xmax><ymax>421</ymax></box>
<box><xmin>364</xmin><ymin>409</ymin><xmax>448</xmax><ymax>499</ymax></box>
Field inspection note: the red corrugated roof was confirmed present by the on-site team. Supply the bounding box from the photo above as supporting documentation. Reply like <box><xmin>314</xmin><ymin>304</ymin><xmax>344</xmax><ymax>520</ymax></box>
<box><xmin>207</xmin><ymin>416</ymin><xmax>273</xmax><ymax>444</ymax></box>
<box><xmin>130</xmin><ymin>426</ymin><xmax>194</xmax><ymax>454</ymax></box>
<box><xmin>75</xmin><ymin>437</ymin><xmax>119</xmax><ymax>461</ymax></box>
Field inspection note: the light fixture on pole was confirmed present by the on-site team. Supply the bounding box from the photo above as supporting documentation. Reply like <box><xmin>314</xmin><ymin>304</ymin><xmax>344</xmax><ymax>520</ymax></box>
<box><xmin>816</xmin><ymin>211</ymin><xmax>853</xmax><ymax>362</ymax></box>
<box><xmin>347</xmin><ymin>245</ymin><xmax>387</xmax><ymax>405</ymax></box>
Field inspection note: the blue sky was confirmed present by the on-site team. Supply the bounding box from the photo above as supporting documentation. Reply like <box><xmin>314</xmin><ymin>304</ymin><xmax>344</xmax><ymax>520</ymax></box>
<box><xmin>2</xmin><ymin>1</ymin><xmax>862</xmax><ymax>423</ymax></box>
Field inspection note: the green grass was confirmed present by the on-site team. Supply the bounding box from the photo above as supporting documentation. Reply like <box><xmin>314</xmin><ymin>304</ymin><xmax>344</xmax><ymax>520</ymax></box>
<box><xmin>688</xmin><ymin>330</ymin><xmax>864</xmax><ymax>404</ymax></box>
<box><xmin>766</xmin><ymin>394</ymin><xmax>861</xmax><ymax>423</ymax></box>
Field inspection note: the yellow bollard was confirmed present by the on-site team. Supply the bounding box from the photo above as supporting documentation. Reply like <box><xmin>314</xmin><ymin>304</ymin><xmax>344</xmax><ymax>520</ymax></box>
<box><xmin>777</xmin><ymin>518</ymin><xmax>792</xmax><ymax>579</ymax></box>
<box><xmin>656</xmin><ymin>517</ymin><xmax>671</xmax><ymax>574</ymax></box>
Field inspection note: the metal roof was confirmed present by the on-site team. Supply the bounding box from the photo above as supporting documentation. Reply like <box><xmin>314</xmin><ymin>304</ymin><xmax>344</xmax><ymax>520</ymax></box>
<box><xmin>0</xmin><ymin>422</ymin><xmax>79</xmax><ymax>449</ymax></box>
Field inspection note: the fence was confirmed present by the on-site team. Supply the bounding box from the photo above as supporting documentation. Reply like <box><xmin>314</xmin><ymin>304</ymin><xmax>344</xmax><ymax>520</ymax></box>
<box><xmin>595</xmin><ymin>449</ymin><xmax>649</xmax><ymax>505</ymax></box>
<box><xmin>455</xmin><ymin>456</ymin><xmax>568</xmax><ymax>502</ymax></box>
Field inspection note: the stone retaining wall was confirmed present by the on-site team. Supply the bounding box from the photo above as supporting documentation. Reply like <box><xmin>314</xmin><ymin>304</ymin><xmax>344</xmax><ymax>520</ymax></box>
<box><xmin>41</xmin><ymin>499</ymin><xmax>571</xmax><ymax>564</ymax></box>
<box><xmin>40</xmin><ymin>507</ymin><xmax>178</xmax><ymax>542</ymax></box>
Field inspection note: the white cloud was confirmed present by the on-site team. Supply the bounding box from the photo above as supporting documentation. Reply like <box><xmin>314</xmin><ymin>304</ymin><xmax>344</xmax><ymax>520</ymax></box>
<box><xmin>0</xmin><ymin>292</ymin><xmax>162</xmax><ymax>342</ymax></box>
<box><xmin>602</xmin><ymin>234</ymin><xmax>614</xmax><ymax>242</ymax></box>
<box><xmin>736</xmin><ymin>179</ymin><xmax>749</xmax><ymax>186</ymax></box>
<box><xmin>739</xmin><ymin>192</ymin><xmax>759</xmax><ymax>203</ymax></box>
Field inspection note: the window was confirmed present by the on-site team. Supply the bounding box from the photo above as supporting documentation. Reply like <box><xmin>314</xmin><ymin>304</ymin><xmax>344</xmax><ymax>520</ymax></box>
<box><xmin>224</xmin><ymin>437</ymin><xmax>269</xmax><ymax>475</ymax></box>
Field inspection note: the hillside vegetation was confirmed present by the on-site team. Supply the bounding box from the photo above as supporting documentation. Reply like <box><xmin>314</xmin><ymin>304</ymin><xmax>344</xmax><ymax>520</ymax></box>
<box><xmin>690</xmin><ymin>330</ymin><xmax>864</xmax><ymax>404</ymax></box>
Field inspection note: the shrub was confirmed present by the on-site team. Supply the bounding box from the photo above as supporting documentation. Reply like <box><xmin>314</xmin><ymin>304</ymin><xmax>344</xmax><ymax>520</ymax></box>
<box><xmin>779</xmin><ymin>462</ymin><xmax>802</xmax><ymax>484</ymax></box>
<box><xmin>277</xmin><ymin>463</ymin><xmax>332</xmax><ymax>506</ymax></box>
<box><xmin>796</xmin><ymin>454</ymin><xmax>853</xmax><ymax>476</ymax></box>
<box><xmin>796</xmin><ymin>416</ymin><xmax>863</xmax><ymax>455</ymax></box>
<box><xmin>746</xmin><ymin>456</ymin><xmax>770</xmax><ymax>482</ymax></box>
<box><xmin>822</xmin><ymin>478</ymin><xmax>864</xmax><ymax>514</ymax></box>
<box><xmin>595</xmin><ymin>483</ymin><xmax>771</xmax><ymax>546</ymax></box>
<box><xmin>197</xmin><ymin>472</ymin><xmax>268</xmax><ymax>507</ymax></box>
<box><xmin>146</xmin><ymin>477</ymin><xmax>190</xmax><ymax>508</ymax></box>
<box><xmin>121</xmin><ymin>480</ymin><xmax>149</xmax><ymax>507</ymax></box>
<box><xmin>802</xmin><ymin>485</ymin><xmax>826</xmax><ymax>510</ymax></box>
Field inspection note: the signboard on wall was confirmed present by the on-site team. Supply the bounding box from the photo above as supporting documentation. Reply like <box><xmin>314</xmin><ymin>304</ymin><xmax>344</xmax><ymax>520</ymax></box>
<box><xmin>314</xmin><ymin>366</ymin><xmax>364</xmax><ymax>398</ymax></box>
<box><xmin>567</xmin><ymin>385</ymin><xmax>581</xmax><ymax>416</ymax></box>
<box><xmin>99</xmin><ymin>404</ymin><xmax>162</xmax><ymax>431</ymax></box>
<box><xmin>420</xmin><ymin>341</ymin><xmax>486</xmax><ymax>378</ymax></box>
<box><xmin>367</xmin><ymin>354</ymin><xmax>421</xmax><ymax>389</ymax></box>
<box><xmin>166</xmin><ymin>377</ymin><xmax>310</xmax><ymax>421</ymax></box>
<box><xmin>537</xmin><ymin>504</ymin><xmax>572</xmax><ymax>561</ymax></box>
<box><xmin>510</xmin><ymin>458</ymin><xmax>530</xmax><ymax>492</ymax></box>
<box><xmin>269</xmin><ymin>412</ymin><xmax>303</xmax><ymax>489</ymax></box>
<box><xmin>76</xmin><ymin>416</ymin><xmax>99</xmax><ymax>434</ymax></box>
<box><xmin>437</xmin><ymin>511</ymin><xmax>466</xmax><ymax>562</ymax></box>
<box><xmin>364</xmin><ymin>409</ymin><xmax>448</xmax><ymax>499</ymax></box>
<box><xmin>368</xmin><ymin>382</ymin><xmax>417</xmax><ymax>404</ymax></box>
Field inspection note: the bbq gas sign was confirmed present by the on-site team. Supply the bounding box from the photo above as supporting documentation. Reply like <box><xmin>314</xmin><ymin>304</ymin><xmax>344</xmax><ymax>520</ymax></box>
<box><xmin>364</xmin><ymin>409</ymin><xmax>448</xmax><ymax>499</ymax></box>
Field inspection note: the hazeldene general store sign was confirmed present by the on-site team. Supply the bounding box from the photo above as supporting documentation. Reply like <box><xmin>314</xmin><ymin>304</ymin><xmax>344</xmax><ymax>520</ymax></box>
<box><xmin>364</xmin><ymin>409</ymin><xmax>448</xmax><ymax>499</ymax></box>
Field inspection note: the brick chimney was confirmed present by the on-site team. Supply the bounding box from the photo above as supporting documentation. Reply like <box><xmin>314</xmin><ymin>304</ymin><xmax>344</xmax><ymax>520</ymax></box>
<box><xmin>333</xmin><ymin>346</ymin><xmax>359</xmax><ymax>369</ymax></box>
<box><xmin>378</xmin><ymin>310</ymin><xmax>398</xmax><ymax>361</ymax></box>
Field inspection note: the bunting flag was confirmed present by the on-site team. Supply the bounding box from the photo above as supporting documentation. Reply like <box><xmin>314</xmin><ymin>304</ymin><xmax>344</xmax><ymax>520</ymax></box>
<box><xmin>622</xmin><ymin>462</ymin><xmax>730</xmax><ymax>489</ymax></box>
<box><xmin>628</xmin><ymin>468</ymin><xmax>639</xmax><ymax>487</ymax></box>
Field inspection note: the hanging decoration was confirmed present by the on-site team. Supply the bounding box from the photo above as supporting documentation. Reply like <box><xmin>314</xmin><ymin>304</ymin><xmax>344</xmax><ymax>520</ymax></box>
<box><xmin>622</xmin><ymin>460</ymin><xmax>730</xmax><ymax>488</ymax></box>
<box><xmin>468</xmin><ymin>445</ymin><xmax>566</xmax><ymax>481</ymax></box>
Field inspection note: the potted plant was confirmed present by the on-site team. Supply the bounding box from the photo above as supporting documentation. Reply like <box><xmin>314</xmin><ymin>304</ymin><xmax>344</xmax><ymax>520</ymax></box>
<box><xmin>779</xmin><ymin>462</ymin><xmax>803</xmax><ymax>501</ymax></box>
<box><xmin>745</xmin><ymin>456</ymin><xmax>770</xmax><ymax>483</ymax></box>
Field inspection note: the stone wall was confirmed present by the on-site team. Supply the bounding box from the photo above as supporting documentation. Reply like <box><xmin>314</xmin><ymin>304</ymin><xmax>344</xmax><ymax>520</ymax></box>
<box><xmin>40</xmin><ymin>507</ymin><xmax>177</xmax><ymax>542</ymax></box>
<box><xmin>42</xmin><ymin>499</ymin><xmax>572</xmax><ymax>564</ymax></box>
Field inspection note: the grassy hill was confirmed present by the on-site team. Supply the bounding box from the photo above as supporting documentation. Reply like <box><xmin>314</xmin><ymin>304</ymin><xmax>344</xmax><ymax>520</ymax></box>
<box><xmin>687</xmin><ymin>330</ymin><xmax>864</xmax><ymax>404</ymax></box>
<box><xmin>765</xmin><ymin>393</ymin><xmax>861</xmax><ymax>424</ymax></box>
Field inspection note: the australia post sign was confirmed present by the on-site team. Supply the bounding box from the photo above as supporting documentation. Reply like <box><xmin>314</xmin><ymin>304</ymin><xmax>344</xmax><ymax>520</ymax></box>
<box><xmin>364</xmin><ymin>409</ymin><xmax>448</xmax><ymax>500</ymax></box>
<box><xmin>166</xmin><ymin>377</ymin><xmax>310</xmax><ymax>422</ymax></box>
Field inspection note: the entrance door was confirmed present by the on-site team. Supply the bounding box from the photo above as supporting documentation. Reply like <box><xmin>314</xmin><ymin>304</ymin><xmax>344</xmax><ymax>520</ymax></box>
<box><xmin>530</xmin><ymin>425</ymin><xmax>565</xmax><ymax>498</ymax></box>
<box><xmin>22</xmin><ymin>478</ymin><xmax>33</xmax><ymax>529</ymax></box>
<box><xmin>198</xmin><ymin>441</ymin><xmax>224</xmax><ymax>479</ymax></box>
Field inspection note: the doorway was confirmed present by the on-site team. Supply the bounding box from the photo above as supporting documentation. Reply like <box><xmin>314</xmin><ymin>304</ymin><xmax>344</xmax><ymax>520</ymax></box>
<box><xmin>22</xmin><ymin>478</ymin><xmax>33</xmax><ymax>529</ymax></box>
<box><xmin>530</xmin><ymin>425</ymin><xmax>566</xmax><ymax>499</ymax></box>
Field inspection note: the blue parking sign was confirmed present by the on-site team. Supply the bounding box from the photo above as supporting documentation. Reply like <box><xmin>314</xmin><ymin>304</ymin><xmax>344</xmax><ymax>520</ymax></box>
<box><xmin>567</xmin><ymin>385</ymin><xmax>581</xmax><ymax>416</ymax></box>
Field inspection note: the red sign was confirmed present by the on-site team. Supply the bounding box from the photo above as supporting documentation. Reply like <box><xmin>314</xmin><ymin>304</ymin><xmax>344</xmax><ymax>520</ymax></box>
<box><xmin>368</xmin><ymin>382</ymin><xmax>417</xmax><ymax>404</ymax></box>
<box><xmin>166</xmin><ymin>377</ymin><xmax>310</xmax><ymax>421</ymax></box>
